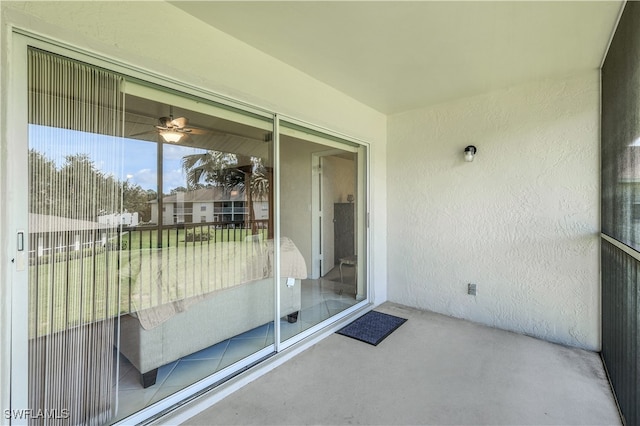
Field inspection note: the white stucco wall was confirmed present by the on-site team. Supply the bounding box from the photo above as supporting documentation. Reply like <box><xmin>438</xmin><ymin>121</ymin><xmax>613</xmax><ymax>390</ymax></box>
<box><xmin>0</xmin><ymin>1</ymin><xmax>388</xmax><ymax>415</ymax></box>
<box><xmin>387</xmin><ymin>72</ymin><xmax>600</xmax><ymax>350</ymax></box>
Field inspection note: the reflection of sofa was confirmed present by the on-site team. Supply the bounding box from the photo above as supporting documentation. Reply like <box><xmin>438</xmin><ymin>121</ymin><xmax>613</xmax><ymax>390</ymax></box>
<box><xmin>118</xmin><ymin>237</ymin><xmax>306</xmax><ymax>387</ymax></box>
<box><xmin>119</xmin><ymin>277</ymin><xmax>301</xmax><ymax>387</ymax></box>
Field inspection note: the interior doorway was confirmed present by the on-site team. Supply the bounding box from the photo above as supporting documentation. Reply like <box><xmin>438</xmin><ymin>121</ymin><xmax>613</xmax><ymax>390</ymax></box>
<box><xmin>311</xmin><ymin>150</ymin><xmax>357</xmax><ymax>279</ymax></box>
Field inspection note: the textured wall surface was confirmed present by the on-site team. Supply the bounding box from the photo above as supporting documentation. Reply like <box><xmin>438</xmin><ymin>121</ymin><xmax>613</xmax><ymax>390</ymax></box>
<box><xmin>387</xmin><ymin>72</ymin><xmax>600</xmax><ymax>350</ymax></box>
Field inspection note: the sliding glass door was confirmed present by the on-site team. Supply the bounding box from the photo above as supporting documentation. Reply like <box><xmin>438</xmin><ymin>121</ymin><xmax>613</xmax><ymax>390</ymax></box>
<box><xmin>10</xmin><ymin>36</ymin><xmax>369</xmax><ymax>425</ymax></box>
<box><xmin>114</xmin><ymin>86</ymin><xmax>276</xmax><ymax>420</ymax></box>
<box><xmin>278</xmin><ymin>121</ymin><xmax>368</xmax><ymax>344</ymax></box>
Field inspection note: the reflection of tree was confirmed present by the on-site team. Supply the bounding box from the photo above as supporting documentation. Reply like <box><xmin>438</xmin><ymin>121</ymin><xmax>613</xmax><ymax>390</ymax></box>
<box><xmin>170</xmin><ymin>186</ymin><xmax>188</xmax><ymax>195</ymax></box>
<box><xmin>145</xmin><ymin>189</ymin><xmax>157</xmax><ymax>202</ymax></box>
<box><xmin>59</xmin><ymin>154</ymin><xmax>120</xmax><ymax>220</ymax></box>
<box><xmin>182</xmin><ymin>151</ymin><xmax>249</xmax><ymax>190</ymax></box>
<box><xmin>182</xmin><ymin>151</ymin><xmax>270</xmax><ymax>233</ymax></box>
<box><xmin>29</xmin><ymin>150</ymin><xmax>151</xmax><ymax>221</ymax></box>
<box><xmin>29</xmin><ymin>150</ymin><xmax>58</xmax><ymax>216</ymax></box>
<box><xmin>123</xmin><ymin>181</ymin><xmax>152</xmax><ymax>222</ymax></box>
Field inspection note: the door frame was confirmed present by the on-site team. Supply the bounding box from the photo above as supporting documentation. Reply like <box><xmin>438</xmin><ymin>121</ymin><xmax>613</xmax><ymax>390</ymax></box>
<box><xmin>6</xmin><ymin>31</ymin><xmax>31</xmax><ymax>425</ymax></box>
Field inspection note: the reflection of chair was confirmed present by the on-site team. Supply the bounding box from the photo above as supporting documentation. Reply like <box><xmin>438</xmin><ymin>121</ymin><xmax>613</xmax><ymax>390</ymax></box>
<box><xmin>339</xmin><ymin>255</ymin><xmax>357</xmax><ymax>283</ymax></box>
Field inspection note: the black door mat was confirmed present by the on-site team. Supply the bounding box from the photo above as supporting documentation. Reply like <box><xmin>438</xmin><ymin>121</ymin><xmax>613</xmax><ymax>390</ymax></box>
<box><xmin>336</xmin><ymin>311</ymin><xmax>407</xmax><ymax>346</ymax></box>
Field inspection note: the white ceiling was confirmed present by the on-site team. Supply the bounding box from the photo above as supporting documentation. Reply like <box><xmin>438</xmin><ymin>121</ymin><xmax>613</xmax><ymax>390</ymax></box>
<box><xmin>172</xmin><ymin>1</ymin><xmax>624</xmax><ymax>115</ymax></box>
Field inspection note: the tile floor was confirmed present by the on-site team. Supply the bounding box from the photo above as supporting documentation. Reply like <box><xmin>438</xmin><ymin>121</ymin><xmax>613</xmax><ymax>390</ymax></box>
<box><xmin>112</xmin><ymin>268</ymin><xmax>358</xmax><ymax>422</ymax></box>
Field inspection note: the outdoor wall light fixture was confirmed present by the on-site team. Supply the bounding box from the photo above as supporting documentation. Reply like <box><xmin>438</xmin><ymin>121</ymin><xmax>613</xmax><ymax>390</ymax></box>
<box><xmin>464</xmin><ymin>145</ymin><xmax>477</xmax><ymax>162</ymax></box>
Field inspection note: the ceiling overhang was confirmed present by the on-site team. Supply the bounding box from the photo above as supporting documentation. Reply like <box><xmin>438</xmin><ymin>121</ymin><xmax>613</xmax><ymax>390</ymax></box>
<box><xmin>171</xmin><ymin>1</ymin><xmax>624</xmax><ymax>115</ymax></box>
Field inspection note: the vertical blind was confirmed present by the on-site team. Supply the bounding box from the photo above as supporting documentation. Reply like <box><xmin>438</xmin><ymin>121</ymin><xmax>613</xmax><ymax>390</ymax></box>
<box><xmin>28</xmin><ymin>48</ymin><xmax>124</xmax><ymax>425</ymax></box>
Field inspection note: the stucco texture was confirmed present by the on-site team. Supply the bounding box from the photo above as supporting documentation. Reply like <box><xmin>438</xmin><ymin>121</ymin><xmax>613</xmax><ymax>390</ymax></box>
<box><xmin>387</xmin><ymin>72</ymin><xmax>600</xmax><ymax>350</ymax></box>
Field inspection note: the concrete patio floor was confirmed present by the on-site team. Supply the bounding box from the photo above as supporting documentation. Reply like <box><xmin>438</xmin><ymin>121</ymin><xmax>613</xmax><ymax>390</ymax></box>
<box><xmin>179</xmin><ymin>303</ymin><xmax>621</xmax><ymax>425</ymax></box>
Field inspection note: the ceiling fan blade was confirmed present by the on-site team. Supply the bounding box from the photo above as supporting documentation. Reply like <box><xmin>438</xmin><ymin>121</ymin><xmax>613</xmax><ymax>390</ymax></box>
<box><xmin>129</xmin><ymin>130</ymin><xmax>157</xmax><ymax>137</ymax></box>
<box><xmin>186</xmin><ymin>127</ymin><xmax>208</xmax><ymax>135</ymax></box>
<box><xmin>171</xmin><ymin>117</ymin><xmax>189</xmax><ymax>129</ymax></box>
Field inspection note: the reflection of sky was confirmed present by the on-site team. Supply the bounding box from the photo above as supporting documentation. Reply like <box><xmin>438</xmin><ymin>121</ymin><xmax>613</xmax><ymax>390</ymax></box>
<box><xmin>29</xmin><ymin>125</ymin><xmax>206</xmax><ymax>191</ymax></box>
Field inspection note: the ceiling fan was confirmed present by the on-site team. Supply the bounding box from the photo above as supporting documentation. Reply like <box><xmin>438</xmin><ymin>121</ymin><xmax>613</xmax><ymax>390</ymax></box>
<box><xmin>131</xmin><ymin>107</ymin><xmax>206</xmax><ymax>143</ymax></box>
<box><xmin>154</xmin><ymin>115</ymin><xmax>206</xmax><ymax>143</ymax></box>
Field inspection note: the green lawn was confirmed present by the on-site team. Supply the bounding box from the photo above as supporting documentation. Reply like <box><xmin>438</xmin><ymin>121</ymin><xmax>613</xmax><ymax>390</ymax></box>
<box><xmin>29</xmin><ymin>227</ymin><xmax>269</xmax><ymax>338</ymax></box>
<box><xmin>120</xmin><ymin>226</ymin><xmax>267</xmax><ymax>250</ymax></box>
<box><xmin>29</xmin><ymin>249</ymin><xmax>121</xmax><ymax>337</ymax></box>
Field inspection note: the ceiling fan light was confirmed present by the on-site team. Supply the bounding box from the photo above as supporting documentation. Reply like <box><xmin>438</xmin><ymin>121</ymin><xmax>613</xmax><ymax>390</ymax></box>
<box><xmin>160</xmin><ymin>130</ymin><xmax>183</xmax><ymax>143</ymax></box>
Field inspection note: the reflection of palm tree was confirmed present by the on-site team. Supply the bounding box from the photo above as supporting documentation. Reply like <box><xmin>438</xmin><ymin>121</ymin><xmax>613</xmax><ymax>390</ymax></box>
<box><xmin>182</xmin><ymin>151</ymin><xmax>270</xmax><ymax>233</ymax></box>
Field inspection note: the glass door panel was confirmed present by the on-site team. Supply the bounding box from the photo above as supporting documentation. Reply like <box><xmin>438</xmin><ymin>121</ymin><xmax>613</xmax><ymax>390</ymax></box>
<box><xmin>27</xmin><ymin>49</ymin><xmax>124</xmax><ymax>425</ymax></box>
<box><xmin>25</xmin><ymin>47</ymin><xmax>277</xmax><ymax>424</ymax></box>
<box><xmin>113</xmin><ymin>92</ymin><xmax>275</xmax><ymax>420</ymax></box>
<box><xmin>278</xmin><ymin>122</ymin><xmax>367</xmax><ymax>343</ymax></box>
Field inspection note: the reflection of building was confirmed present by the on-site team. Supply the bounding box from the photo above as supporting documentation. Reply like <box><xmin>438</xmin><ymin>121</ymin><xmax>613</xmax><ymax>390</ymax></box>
<box><xmin>29</xmin><ymin>213</ymin><xmax>111</xmax><ymax>256</ymax></box>
<box><xmin>98</xmin><ymin>212</ymin><xmax>139</xmax><ymax>227</ymax></box>
<box><xmin>149</xmin><ymin>187</ymin><xmax>269</xmax><ymax>225</ymax></box>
